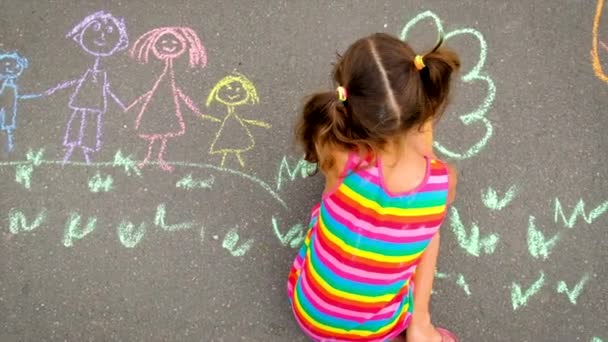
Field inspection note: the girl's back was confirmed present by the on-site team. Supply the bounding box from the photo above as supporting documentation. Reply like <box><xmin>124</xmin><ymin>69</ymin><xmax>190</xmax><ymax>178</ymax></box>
<box><xmin>288</xmin><ymin>143</ymin><xmax>451</xmax><ymax>341</ymax></box>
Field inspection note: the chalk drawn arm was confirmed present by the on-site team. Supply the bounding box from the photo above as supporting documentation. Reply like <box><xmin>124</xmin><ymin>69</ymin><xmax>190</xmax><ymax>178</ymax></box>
<box><xmin>125</xmin><ymin>90</ymin><xmax>153</xmax><ymax>112</ymax></box>
<box><xmin>43</xmin><ymin>79</ymin><xmax>79</xmax><ymax>96</ymax></box>
<box><xmin>106</xmin><ymin>83</ymin><xmax>127</xmax><ymax>111</ymax></box>
<box><xmin>18</xmin><ymin>92</ymin><xmax>44</xmax><ymax>100</ymax></box>
<box><xmin>176</xmin><ymin>88</ymin><xmax>221</xmax><ymax>123</ymax></box>
<box><xmin>242</xmin><ymin>119</ymin><xmax>271</xmax><ymax>129</ymax></box>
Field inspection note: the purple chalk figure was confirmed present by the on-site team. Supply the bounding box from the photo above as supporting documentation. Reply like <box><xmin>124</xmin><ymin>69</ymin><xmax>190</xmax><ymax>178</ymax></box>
<box><xmin>45</xmin><ymin>11</ymin><xmax>128</xmax><ymax>163</ymax></box>
<box><xmin>0</xmin><ymin>51</ymin><xmax>41</xmax><ymax>153</ymax></box>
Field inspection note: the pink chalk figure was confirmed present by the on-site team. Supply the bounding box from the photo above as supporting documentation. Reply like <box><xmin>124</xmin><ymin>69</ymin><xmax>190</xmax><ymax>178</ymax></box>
<box><xmin>126</xmin><ymin>27</ymin><xmax>219</xmax><ymax>172</ymax></box>
<box><xmin>45</xmin><ymin>11</ymin><xmax>129</xmax><ymax>164</ymax></box>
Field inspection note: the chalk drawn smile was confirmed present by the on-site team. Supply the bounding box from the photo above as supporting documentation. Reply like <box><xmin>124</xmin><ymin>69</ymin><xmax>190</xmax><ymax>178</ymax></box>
<box><xmin>93</xmin><ymin>38</ymin><xmax>107</xmax><ymax>46</ymax></box>
<box><xmin>152</xmin><ymin>32</ymin><xmax>187</xmax><ymax>59</ymax></box>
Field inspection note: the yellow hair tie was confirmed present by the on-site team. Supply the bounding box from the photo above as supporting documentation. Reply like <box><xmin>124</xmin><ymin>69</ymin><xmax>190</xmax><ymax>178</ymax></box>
<box><xmin>336</xmin><ymin>86</ymin><xmax>348</xmax><ymax>102</ymax></box>
<box><xmin>414</xmin><ymin>55</ymin><xmax>426</xmax><ymax>71</ymax></box>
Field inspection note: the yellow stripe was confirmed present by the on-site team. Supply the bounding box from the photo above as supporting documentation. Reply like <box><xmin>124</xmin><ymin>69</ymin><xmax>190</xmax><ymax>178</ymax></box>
<box><xmin>293</xmin><ymin>288</ymin><xmax>409</xmax><ymax>337</ymax></box>
<box><xmin>306</xmin><ymin>252</ymin><xmax>394</xmax><ymax>303</ymax></box>
<box><xmin>319</xmin><ymin>216</ymin><xmax>424</xmax><ymax>263</ymax></box>
<box><xmin>340</xmin><ymin>184</ymin><xmax>445</xmax><ymax>216</ymax></box>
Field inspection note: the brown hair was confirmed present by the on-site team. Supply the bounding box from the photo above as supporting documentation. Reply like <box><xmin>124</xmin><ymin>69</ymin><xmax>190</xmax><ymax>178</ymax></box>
<box><xmin>296</xmin><ymin>33</ymin><xmax>460</xmax><ymax>171</ymax></box>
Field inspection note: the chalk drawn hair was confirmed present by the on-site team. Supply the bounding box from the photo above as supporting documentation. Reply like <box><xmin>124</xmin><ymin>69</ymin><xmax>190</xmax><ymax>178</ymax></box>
<box><xmin>206</xmin><ymin>72</ymin><xmax>259</xmax><ymax>106</ymax></box>
<box><xmin>0</xmin><ymin>51</ymin><xmax>29</xmax><ymax>69</ymax></box>
<box><xmin>66</xmin><ymin>11</ymin><xmax>128</xmax><ymax>54</ymax></box>
<box><xmin>129</xmin><ymin>27</ymin><xmax>207</xmax><ymax>67</ymax></box>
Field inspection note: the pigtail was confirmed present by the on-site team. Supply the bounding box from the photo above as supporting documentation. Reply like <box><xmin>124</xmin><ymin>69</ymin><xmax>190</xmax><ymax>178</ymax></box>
<box><xmin>417</xmin><ymin>41</ymin><xmax>460</xmax><ymax>118</ymax></box>
<box><xmin>296</xmin><ymin>91</ymin><xmax>342</xmax><ymax>171</ymax></box>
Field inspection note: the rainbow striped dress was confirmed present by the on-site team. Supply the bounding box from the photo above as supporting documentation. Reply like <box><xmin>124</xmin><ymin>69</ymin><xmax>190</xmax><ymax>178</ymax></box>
<box><xmin>287</xmin><ymin>153</ymin><xmax>450</xmax><ymax>341</ymax></box>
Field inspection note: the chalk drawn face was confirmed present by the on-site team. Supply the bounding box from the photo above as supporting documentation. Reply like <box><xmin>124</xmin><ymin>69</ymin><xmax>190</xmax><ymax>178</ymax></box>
<box><xmin>0</xmin><ymin>55</ymin><xmax>26</xmax><ymax>79</ymax></box>
<box><xmin>153</xmin><ymin>32</ymin><xmax>186</xmax><ymax>60</ymax></box>
<box><xmin>80</xmin><ymin>17</ymin><xmax>123</xmax><ymax>56</ymax></box>
<box><xmin>216</xmin><ymin>81</ymin><xmax>250</xmax><ymax>106</ymax></box>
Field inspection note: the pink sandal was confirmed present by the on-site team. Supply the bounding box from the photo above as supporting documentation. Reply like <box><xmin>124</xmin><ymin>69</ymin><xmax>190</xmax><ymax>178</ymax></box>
<box><xmin>436</xmin><ymin>328</ymin><xmax>458</xmax><ymax>342</ymax></box>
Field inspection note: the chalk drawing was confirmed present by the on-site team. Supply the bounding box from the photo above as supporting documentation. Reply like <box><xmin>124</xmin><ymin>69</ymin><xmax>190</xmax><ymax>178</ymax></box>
<box><xmin>207</xmin><ymin>72</ymin><xmax>270</xmax><ymax>168</ymax></box>
<box><xmin>176</xmin><ymin>174</ymin><xmax>215</xmax><ymax>190</ymax></box>
<box><xmin>15</xmin><ymin>164</ymin><xmax>34</xmax><ymax>189</ymax></box>
<box><xmin>511</xmin><ymin>272</ymin><xmax>545</xmax><ymax>310</ymax></box>
<box><xmin>401</xmin><ymin>11</ymin><xmax>495</xmax><ymax>159</ymax></box>
<box><xmin>556</xmin><ymin>274</ymin><xmax>591</xmax><ymax>305</ymax></box>
<box><xmin>113</xmin><ymin>150</ymin><xmax>142</xmax><ymax>177</ymax></box>
<box><xmin>88</xmin><ymin>171</ymin><xmax>113</xmax><ymax>192</ymax></box>
<box><xmin>0</xmin><ymin>51</ymin><xmax>43</xmax><ymax>152</ymax></box>
<box><xmin>128</xmin><ymin>27</ymin><xmax>219</xmax><ymax>172</ymax></box>
<box><xmin>117</xmin><ymin>220</ymin><xmax>146</xmax><ymax>248</ymax></box>
<box><xmin>222</xmin><ymin>227</ymin><xmax>253</xmax><ymax>257</ymax></box>
<box><xmin>14</xmin><ymin>148</ymin><xmax>44</xmax><ymax>189</ymax></box>
<box><xmin>554</xmin><ymin>198</ymin><xmax>608</xmax><ymax>229</ymax></box>
<box><xmin>276</xmin><ymin>156</ymin><xmax>316</xmax><ymax>191</ymax></box>
<box><xmin>433</xmin><ymin>271</ymin><xmax>471</xmax><ymax>296</ymax></box>
<box><xmin>591</xmin><ymin>337</ymin><xmax>604</xmax><ymax>342</ymax></box>
<box><xmin>592</xmin><ymin>0</ymin><xmax>608</xmax><ymax>82</ymax></box>
<box><xmin>481</xmin><ymin>185</ymin><xmax>518</xmax><ymax>210</ymax></box>
<box><xmin>63</xmin><ymin>212</ymin><xmax>97</xmax><ymax>247</ymax></box>
<box><xmin>456</xmin><ymin>274</ymin><xmax>471</xmax><ymax>296</ymax></box>
<box><xmin>154</xmin><ymin>203</ymin><xmax>194</xmax><ymax>231</ymax></box>
<box><xmin>527</xmin><ymin>216</ymin><xmax>560</xmax><ymax>260</ymax></box>
<box><xmin>435</xmin><ymin>271</ymin><xmax>449</xmax><ymax>279</ymax></box>
<box><xmin>0</xmin><ymin>154</ymin><xmax>287</xmax><ymax>208</ymax></box>
<box><xmin>8</xmin><ymin>208</ymin><xmax>47</xmax><ymax>234</ymax></box>
<box><xmin>448</xmin><ymin>207</ymin><xmax>499</xmax><ymax>256</ymax></box>
<box><xmin>200</xmin><ymin>225</ymin><xmax>205</xmax><ymax>243</ymax></box>
<box><xmin>44</xmin><ymin>11</ymin><xmax>129</xmax><ymax>164</ymax></box>
<box><xmin>271</xmin><ymin>216</ymin><xmax>306</xmax><ymax>248</ymax></box>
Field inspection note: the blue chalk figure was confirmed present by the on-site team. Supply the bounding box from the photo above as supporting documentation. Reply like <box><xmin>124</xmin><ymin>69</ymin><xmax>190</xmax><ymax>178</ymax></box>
<box><xmin>0</xmin><ymin>51</ymin><xmax>40</xmax><ymax>152</ymax></box>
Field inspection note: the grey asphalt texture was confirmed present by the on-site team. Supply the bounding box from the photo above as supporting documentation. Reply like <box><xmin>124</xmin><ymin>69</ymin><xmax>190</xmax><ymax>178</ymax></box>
<box><xmin>0</xmin><ymin>1</ymin><xmax>606</xmax><ymax>341</ymax></box>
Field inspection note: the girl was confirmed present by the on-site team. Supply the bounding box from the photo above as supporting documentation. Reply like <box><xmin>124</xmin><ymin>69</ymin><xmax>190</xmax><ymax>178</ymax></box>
<box><xmin>45</xmin><ymin>11</ymin><xmax>129</xmax><ymax>164</ymax></box>
<box><xmin>287</xmin><ymin>33</ymin><xmax>460</xmax><ymax>342</ymax></box>
<box><xmin>128</xmin><ymin>27</ymin><xmax>219</xmax><ymax>172</ymax></box>
<box><xmin>206</xmin><ymin>72</ymin><xmax>271</xmax><ymax>168</ymax></box>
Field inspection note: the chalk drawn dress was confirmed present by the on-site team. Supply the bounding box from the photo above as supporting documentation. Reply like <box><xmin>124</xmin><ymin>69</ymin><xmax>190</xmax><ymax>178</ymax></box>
<box><xmin>209</xmin><ymin>106</ymin><xmax>255</xmax><ymax>154</ymax></box>
<box><xmin>287</xmin><ymin>153</ymin><xmax>450</xmax><ymax>342</ymax></box>
<box><xmin>134</xmin><ymin>61</ymin><xmax>186</xmax><ymax>138</ymax></box>
<box><xmin>65</xmin><ymin>68</ymin><xmax>108</xmax><ymax>151</ymax></box>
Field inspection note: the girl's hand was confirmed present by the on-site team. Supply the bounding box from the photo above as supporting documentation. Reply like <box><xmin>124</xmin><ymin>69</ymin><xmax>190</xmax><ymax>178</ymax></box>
<box><xmin>406</xmin><ymin>320</ymin><xmax>442</xmax><ymax>342</ymax></box>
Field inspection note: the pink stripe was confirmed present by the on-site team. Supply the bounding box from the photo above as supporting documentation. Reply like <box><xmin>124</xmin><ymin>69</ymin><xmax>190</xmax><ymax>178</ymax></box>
<box><xmin>313</xmin><ymin>234</ymin><xmax>415</xmax><ymax>282</ymax></box>
<box><xmin>324</xmin><ymin>198</ymin><xmax>440</xmax><ymax>242</ymax></box>
<box><xmin>427</xmin><ymin>174</ymin><xmax>448</xmax><ymax>184</ymax></box>
<box><xmin>419</xmin><ymin>182</ymin><xmax>449</xmax><ymax>192</ymax></box>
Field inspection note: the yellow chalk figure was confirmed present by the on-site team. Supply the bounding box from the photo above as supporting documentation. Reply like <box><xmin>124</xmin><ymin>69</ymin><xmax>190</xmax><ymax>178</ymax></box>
<box><xmin>206</xmin><ymin>73</ymin><xmax>270</xmax><ymax>168</ymax></box>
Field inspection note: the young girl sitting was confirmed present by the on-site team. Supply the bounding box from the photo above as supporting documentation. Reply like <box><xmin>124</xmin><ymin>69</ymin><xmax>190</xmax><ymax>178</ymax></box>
<box><xmin>287</xmin><ymin>33</ymin><xmax>460</xmax><ymax>342</ymax></box>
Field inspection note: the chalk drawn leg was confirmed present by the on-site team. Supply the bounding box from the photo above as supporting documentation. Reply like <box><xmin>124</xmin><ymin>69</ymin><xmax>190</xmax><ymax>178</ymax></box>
<box><xmin>236</xmin><ymin>152</ymin><xmax>245</xmax><ymax>168</ymax></box>
<box><xmin>4</xmin><ymin>129</ymin><xmax>15</xmax><ymax>152</ymax></box>
<box><xmin>138</xmin><ymin>137</ymin><xmax>156</xmax><ymax>169</ymax></box>
<box><xmin>220</xmin><ymin>153</ymin><xmax>228</xmax><ymax>167</ymax></box>
<box><xmin>62</xmin><ymin>109</ymin><xmax>103</xmax><ymax>164</ymax></box>
<box><xmin>157</xmin><ymin>138</ymin><xmax>173</xmax><ymax>172</ymax></box>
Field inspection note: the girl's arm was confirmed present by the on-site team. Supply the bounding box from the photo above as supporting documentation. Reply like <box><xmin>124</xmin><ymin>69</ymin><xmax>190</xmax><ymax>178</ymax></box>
<box><xmin>242</xmin><ymin>119</ymin><xmax>271</xmax><ymax>128</ymax></box>
<box><xmin>176</xmin><ymin>88</ymin><xmax>221</xmax><ymax>122</ymax></box>
<box><xmin>407</xmin><ymin>164</ymin><xmax>457</xmax><ymax>341</ymax></box>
